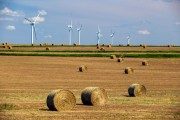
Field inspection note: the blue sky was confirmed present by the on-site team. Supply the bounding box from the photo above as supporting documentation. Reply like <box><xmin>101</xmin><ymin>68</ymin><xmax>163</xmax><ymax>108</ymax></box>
<box><xmin>0</xmin><ymin>0</ymin><xmax>180</xmax><ymax>45</ymax></box>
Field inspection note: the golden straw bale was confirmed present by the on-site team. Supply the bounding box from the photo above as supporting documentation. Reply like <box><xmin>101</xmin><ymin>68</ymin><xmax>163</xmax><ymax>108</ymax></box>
<box><xmin>81</xmin><ymin>87</ymin><xmax>108</xmax><ymax>106</ymax></box>
<box><xmin>128</xmin><ymin>84</ymin><xmax>146</xmax><ymax>97</ymax></box>
<box><xmin>100</xmin><ymin>47</ymin><xmax>105</xmax><ymax>51</ymax></box>
<box><xmin>117</xmin><ymin>58</ymin><xmax>124</xmax><ymax>63</ymax></box>
<box><xmin>110</xmin><ymin>55</ymin><xmax>116</xmax><ymax>59</ymax></box>
<box><xmin>97</xmin><ymin>44</ymin><xmax>100</xmax><ymax>49</ymax></box>
<box><xmin>7</xmin><ymin>46</ymin><xmax>12</xmax><ymax>50</ymax></box>
<box><xmin>143</xmin><ymin>44</ymin><xmax>147</xmax><ymax>48</ymax></box>
<box><xmin>46</xmin><ymin>89</ymin><xmax>76</xmax><ymax>111</ymax></box>
<box><xmin>127</xmin><ymin>44</ymin><xmax>132</xmax><ymax>46</ymax></box>
<box><xmin>124</xmin><ymin>67</ymin><xmax>134</xmax><ymax>74</ymax></box>
<box><xmin>46</xmin><ymin>47</ymin><xmax>50</xmax><ymax>51</ymax></box>
<box><xmin>107</xmin><ymin>44</ymin><xmax>112</xmax><ymax>48</ymax></box>
<box><xmin>142</xmin><ymin>60</ymin><xmax>149</xmax><ymax>66</ymax></box>
<box><xmin>168</xmin><ymin>45</ymin><xmax>172</xmax><ymax>48</ymax></box>
<box><xmin>79</xmin><ymin>65</ymin><xmax>87</xmax><ymax>72</ymax></box>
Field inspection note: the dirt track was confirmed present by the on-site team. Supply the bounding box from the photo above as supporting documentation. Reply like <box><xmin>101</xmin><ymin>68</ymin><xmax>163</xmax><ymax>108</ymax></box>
<box><xmin>0</xmin><ymin>56</ymin><xmax>179</xmax><ymax>120</ymax></box>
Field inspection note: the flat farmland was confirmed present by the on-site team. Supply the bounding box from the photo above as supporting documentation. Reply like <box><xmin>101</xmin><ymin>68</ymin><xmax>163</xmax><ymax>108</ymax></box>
<box><xmin>0</xmin><ymin>56</ymin><xmax>179</xmax><ymax>120</ymax></box>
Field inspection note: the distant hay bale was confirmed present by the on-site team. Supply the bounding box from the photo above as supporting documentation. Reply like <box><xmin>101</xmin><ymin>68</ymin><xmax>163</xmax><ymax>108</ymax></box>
<box><xmin>52</xmin><ymin>43</ymin><xmax>54</xmax><ymax>46</ymax></box>
<box><xmin>127</xmin><ymin>44</ymin><xmax>132</xmax><ymax>46</ymax></box>
<box><xmin>40</xmin><ymin>44</ymin><xmax>43</xmax><ymax>46</ymax></box>
<box><xmin>100</xmin><ymin>47</ymin><xmax>105</xmax><ymax>51</ymax></box>
<box><xmin>125</xmin><ymin>67</ymin><xmax>134</xmax><ymax>74</ymax></box>
<box><xmin>142</xmin><ymin>60</ymin><xmax>149</xmax><ymax>66</ymax></box>
<box><xmin>46</xmin><ymin>89</ymin><xmax>76</xmax><ymax>111</ymax></box>
<box><xmin>46</xmin><ymin>47</ymin><xmax>50</xmax><ymax>51</ymax></box>
<box><xmin>79</xmin><ymin>65</ymin><xmax>87</xmax><ymax>72</ymax></box>
<box><xmin>2</xmin><ymin>43</ymin><xmax>5</xmax><ymax>45</ymax></box>
<box><xmin>128</xmin><ymin>84</ymin><xmax>146</xmax><ymax>97</ymax></box>
<box><xmin>168</xmin><ymin>45</ymin><xmax>172</xmax><ymax>48</ymax></box>
<box><xmin>140</xmin><ymin>44</ymin><xmax>143</xmax><ymax>46</ymax></box>
<box><xmin>7</xmin><ymin>46</ymin><xmax>12</xmax><ymax>50</ymax></box>
<box><xmin>3</xmin><ymin>45</ymin><xmax>7</xmax><ymax>48</ymax></box>
<box><xmin>110</xmin><ymin>55</ymin><xmax>116</xmax><ymax>59</ymax></box>
<box><xmin>81</xmin><ymin>87</ymin><xmax>108</xmax><ymax>106</ymax></box>
<box><xmin>97</xmin><ymin>44</ymin><xmax>100</xmax><ymax>49</ymax></box>
<box><xmin>107</xmin><ymin>44</ymin><xmax>112</xmax><ymax>48</ymax></box>
<box><xmin>31</xmin><ymin>44</ymin><xmax>34</xmax><ymax>46</ymax></box>
<box><xmin>73</xmin><ymin>43</ymin><xmax>77</xmax><ymax>46</ymax></box>
<box><xmin>143</xmin><ymin>44</ymin><xmax>147</xmax><ymax>48</ymax></box>
<box><xmin>117</xmin><ymin>58</ymin><xmax>124</xmax><ymax>63</ymax></box>
<box><xmin>102</xmin><ymin>44</ymin><xmax>106</xmax><ymax>46</ymax></box>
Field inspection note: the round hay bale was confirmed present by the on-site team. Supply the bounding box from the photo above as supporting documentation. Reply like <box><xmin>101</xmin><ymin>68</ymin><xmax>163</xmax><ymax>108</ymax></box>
<box><xmin>40</xmin><ymin>44</ymin><xmax>43</xmax><ymax>46</ymax></box>
<box><xmin>117</xmin><ymin>58</ymin><xmax>124</xmax><ymax>63</ymax></box>
<box><xmin>46</xmin><ymin>89</ymin><xmax>76</xmax><ymax>111</ymax></box>
<box><xmin>73</xmin><ymin>43</ymin><xmax>77</xmax><ymax>46</ymax></box>
<box><xmin>46</xmin><ymin>47</ymin><xmax>50</xmax><ymax>51</ymax></box>
<box><xmin>128</xmin><ymin>84</ymin><xmax>146</xmax><ymax>97</ymax></box>
<box><xmin>81</xmin><ymin>87</ymin><xmax>108</xmax><ymax>106</ymax></box>
<box><xmin>7</xmin><ymin>46</ymin><xmax>12</xmax><ymax>50</ymax></box>
<box><xmin>110</xmin><ymin>55</ymin><xmax>116</xmax><ymax>59</ymax></box>
<box><xmin>100</xmin><ymin>47</ymin><xmax>105</xmax><ymax>51</ymax></box>
<box><xmin>79</xmin><ymin>65</ymin><xmax>87</xmax><ymax>72</ymax></box>
<box><xmin>97</xmin><ymin>44</ymin><xmax>100</xmax><ymax>49</ymax></box>
<box><xmin>168</xmin><ymin>45</ymin><xmax>172</xmax><ymax>48</ymax></box>
<box><xmin>3</xmin><ymin>45</ymin><xmax>7</xmax><ymax>48</ymax></box>
<box><xmin>143</xmin><ymin>44</ymin><xmax>147</xmax><ymax>48</ymax></box>
<box><xmin>52</xmin><ymin>43</ymin><xmax>54</xmax><ymax>46</ymax></box>
<box><xmin>102</xmin><ymin>44</ymin><xmax>106</xmax><ymax>46</ymax></box>
<box><xmin>107</xmin><ymin>44</ymin><xmax>112</xmax><ymax>48</ymax></box>
<box><xmin>142</xmin><ymin>60</ymin><xmax>149</xmax><ymax>66</ymax></box>
<box><xmin>127</xmin><ymin>44</ymin><xmax>132</xmax><ymax>46</ymax></box>
<box><xmin>125</xmin><ymin>67</ymin><xmax>134</xmax><ymax>74</ymax></box>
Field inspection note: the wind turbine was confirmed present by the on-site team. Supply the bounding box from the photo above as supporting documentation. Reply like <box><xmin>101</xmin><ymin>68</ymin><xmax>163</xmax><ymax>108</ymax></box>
<box><xmin>68</xmin><ymin>20</ymin><xmax>73</xmax><ymax>45</ymax></box>
<box><xmin>126</xmin><ymin>35</ymin><xmax>130</xmax><ymax>45</ymax></box>
<box><xmin>77</xmin><ymin>24</ymin><xmax>82</xmax><ymax>45</ymax></box>
<box><xmin>25</xmin><ymin>13</ymin><xmax>40</xmax><ymax>45</ymax></box>
<box><xmin>96</xmin><ymin>25</ymin><xmax>102</xmax><ymax>45</ymax></box>
<box><xmin>110</xmin><ymin>31</ymin><xmax>115</xmax><ymax>45</ymax></box>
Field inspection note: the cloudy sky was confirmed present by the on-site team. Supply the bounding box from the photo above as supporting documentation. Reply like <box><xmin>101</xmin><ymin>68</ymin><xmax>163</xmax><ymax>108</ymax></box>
<box><xmin>0</xmin><ymin>0</ymin><xmax>180</xmax><ymax>45</ymax></box>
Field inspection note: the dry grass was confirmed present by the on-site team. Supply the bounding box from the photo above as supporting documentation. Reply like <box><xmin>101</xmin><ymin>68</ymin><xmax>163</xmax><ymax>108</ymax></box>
<box><xmin>0</xmin><ymin>56</ymin><xmax>179</xmax><ymax>120</ymax></box>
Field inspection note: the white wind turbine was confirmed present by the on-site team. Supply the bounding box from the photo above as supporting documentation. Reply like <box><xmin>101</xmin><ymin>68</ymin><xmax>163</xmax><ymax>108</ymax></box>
<box><xmin>96</xmin><ymin>25</ymin><xmax>102</xmax><ymax>45</ymax></box>
<box><xmin>25</xmin><ymin>13</ymin><xmax>40</xmax><ymax>45</ymax></box>
<box><xmin>126</xmin><ymin>35</ymin><xmax>130</xmax><ymax>45</ymax></box>
<box><xmin>77</xmin><ymin>24</ymin><xmax>82</xmax><ymax>45</ymax></box>
<box><xmin>110</xmin><ymin>31</ymin><xmax>115</xmax><ymax>45</ymax></box>
<box><xmin>68</xmin><ymin>20</ymin><xmax>73</xmax><ymax>45</ymax></box>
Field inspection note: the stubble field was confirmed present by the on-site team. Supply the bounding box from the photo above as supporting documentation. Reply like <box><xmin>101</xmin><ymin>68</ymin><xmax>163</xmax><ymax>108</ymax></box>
<box><xmin>0</xmin><ymin>55</ymin><xmax>179</xmax><ymax>120</ymax></box>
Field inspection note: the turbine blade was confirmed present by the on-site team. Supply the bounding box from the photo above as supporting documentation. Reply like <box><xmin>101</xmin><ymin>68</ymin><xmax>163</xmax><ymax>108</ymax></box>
<box><xmin>34</xmin><ymin>13</ymin><xmax>40</xmax><ymax>24</ymax></box>
<box><xmin>25</xmin><ymin>17</ymin><xmax>33</xmax><ymax>23</ymax></box>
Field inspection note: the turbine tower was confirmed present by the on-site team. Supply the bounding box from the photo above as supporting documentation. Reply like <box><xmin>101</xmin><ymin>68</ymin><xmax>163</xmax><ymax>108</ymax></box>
<box><xmin>25</xmin><ymin>13</ymin><xmax>40</xmax><ymax>45</ymax></box>
<box><xmin>96</xmin><ymin>25</ymin><xmax>102</xmax><ymax>45</ymax></box>
<box><xmin>126</xmin><ymin>35</ymin><xmax>130</xmax><ymax>45</ymax></box>
<box><xmin>110</xmin><ymin>31</ymin><xmax>115</xmax><ymax>45</ymax></box>
<box><xmin>68</xmin><ymin>20</ymin><xmax>73</xmax><ymax>45</ymax></box>
<box><xmin>77</xmin><ymin>25</ymin><xmax>82</xmax><ymax>45</ymax></box>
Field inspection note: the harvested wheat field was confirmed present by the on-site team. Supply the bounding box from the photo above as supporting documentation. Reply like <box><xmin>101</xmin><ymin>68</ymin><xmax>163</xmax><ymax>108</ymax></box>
<box><xmin>0</xmin><ymin>56</ymin><xmax>180</xmax><ymax>120</ymax></box>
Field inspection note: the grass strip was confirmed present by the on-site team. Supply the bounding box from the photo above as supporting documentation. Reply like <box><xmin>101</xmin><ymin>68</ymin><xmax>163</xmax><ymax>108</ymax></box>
<box><xmin>0</xmin><ymin>52</ymin><xmax>180</xmax><ymax>58</ymax></box>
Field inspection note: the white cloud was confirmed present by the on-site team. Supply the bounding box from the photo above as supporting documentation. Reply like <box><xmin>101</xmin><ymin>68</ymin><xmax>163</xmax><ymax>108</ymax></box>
<box><xmin>0</xmin><ymin>17</ymin><xmax>14</xmax><ymax>21</ymax></box>
<box><xmin>6</xmin><ymin>25</ymin><xmax>16</xmax><ymax>30</ymax></box>
<box><xmin>175</xmin><ymin>22</ymin><xmax>180</xmax><ymax>25</ymax></box>
<box><xmin>138</xmin><ymin>30</ymin><xmax>150</xmax><ymax>35</ymax></box>
<box><xmin>0</xmin><ymin>7</ymin><xmax>20</xmax><ymax>17</ymax></box>
<box><xmin>44</xmin><ymin>35</ymin><xmax>52</xmax><ymax>38</ymax></box>
<box><xmin>38</xmin><ymin>10</ymin><xmax>47</xmax><ymax>16</ymax></box>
